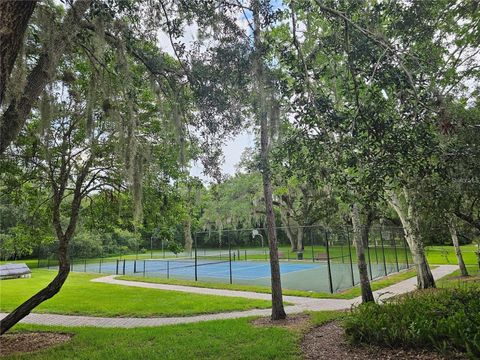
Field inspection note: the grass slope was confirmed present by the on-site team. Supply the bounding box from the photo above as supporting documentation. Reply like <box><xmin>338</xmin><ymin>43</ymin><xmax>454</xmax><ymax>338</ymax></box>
<box><xmin>0</xmin><ymin>270</ymin><xmax>271</xmax><ymax>317</ymax></box>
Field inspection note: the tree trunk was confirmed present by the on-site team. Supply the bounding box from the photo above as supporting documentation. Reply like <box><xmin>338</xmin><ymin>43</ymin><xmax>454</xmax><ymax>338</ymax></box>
<box><xmin>184</xmin><ymin>218</ymin><xmax>193</xmax><ymax>253</ymax></box>
<box><xmin>447</xmin><ymin>214</ymin><xmax>469</xmax><ymax>277</ymax></box>
<box><xmin>279</xmin><ymin>209</ymin><xmax>297</xmax><ymax>252</ymax></box>
<box><xmin>0</xmin><ymin>0</ymin><xmax>91</xmax><ymax>155</ymax></box>
<box><xmin>351</xmin><ymin>203</ymin><xmax>374</xmax><ymax>303</ymax></box>
<box><xmin>0</xmin><ymin>259</ymin><xmax>69</xmax><ymax>335</ymax></box>
<box><xmin>388</xmin><ymin>189</ymin><xmax>435</xmax><ymax>289</ymax></box>
<box><xmin>252</xmin><ymin>0</ymin><xmax>286</xmax><ymax>320</ymax></box>
<box><xmin>0</xmin><ymin>1</ymin><xmax>37</xmax><ymax>106</ymax></box>
<box><xmin>0</xmin><ymin>201</ymin><xmax>80</xmax><ymax>335</ymax></box>
<box><xmin>0</xmin><ymin>131</ymin><xmax>91</xmax><ymax>334</ymax></box>
<box><xmin>296</xmin><ymin>226</ymin><xmax>304</xmax><ymax>252</ymax></box>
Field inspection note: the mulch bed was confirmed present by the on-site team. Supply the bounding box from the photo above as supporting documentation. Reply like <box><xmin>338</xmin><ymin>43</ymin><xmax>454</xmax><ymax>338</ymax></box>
<box><xmin>251</xmin><ymin>313</ymin><xmax>312</xmax><ymax>331</ymax></box>
<box><xmin>302</xmin><ymin>321</ymin><xmax>466</xmax><ymax>360</ymax></box>
<box><xmin>0</xmin><ymin>332</ymin><xmax>73</xmax><ymax>357</ymax></box>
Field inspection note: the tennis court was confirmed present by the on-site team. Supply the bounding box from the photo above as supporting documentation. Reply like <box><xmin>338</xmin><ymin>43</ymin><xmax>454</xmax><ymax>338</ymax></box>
<box><xmin>40</xmin><ymin>225</ymin><xmax>413</xmax><ymax>293</ymax></box>
<box><xmin>60</xmin><ymin>256</ymin><xmax>408</xmax><ymax>293</ymax></box>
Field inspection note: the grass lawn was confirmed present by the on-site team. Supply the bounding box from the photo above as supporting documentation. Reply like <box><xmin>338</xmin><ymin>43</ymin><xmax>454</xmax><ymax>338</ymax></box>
<box><xmin>1</xmin><ymin>312</ymin><xmax>342</xmax><ymax>360</ymax></box>
<box><xmin>436</xmin><ymin>265</ymin><xmax>480</xmax><ymax>287</ymax></box>
<box><xmin>0</xmin><ymin>269</ymin><xmax>271</xmax><ymax>317</ymax></box>
<box><xmin>2</xmin><ymin>270</ymin><xmax>477</xmax><ymax>359</ymax></box>
<box><xmin>425</xmin><ymin>244</ymin><xmax>479</xmax><ymax>265</ymax></box>
<box><xmin>119</xmin><ymin>267</ymin><xmax>418</xmax><ymax>299</ymax></box>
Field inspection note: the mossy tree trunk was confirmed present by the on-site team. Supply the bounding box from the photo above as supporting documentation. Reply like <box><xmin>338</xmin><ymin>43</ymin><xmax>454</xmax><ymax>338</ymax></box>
<box><xmin>0</xmin><ymin>0</ymin><xmax>37</xmax><ymax>106</ymax></box>
<box><xmin>388</xmin><ymin>189</ymin><xmax>435</xmax><ymax>289</ymax></box>
<box><xmin>0</xmin><ymin>0</ymin><xmax>91</xmax><ymax>154</ymax></box>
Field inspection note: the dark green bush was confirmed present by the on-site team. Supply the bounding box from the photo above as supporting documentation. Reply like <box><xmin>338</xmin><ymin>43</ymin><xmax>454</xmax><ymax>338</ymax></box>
<box><xmin>344</xmin><ymin>285</ymin><xmax>480</xmax><ymax>358</ymax></box>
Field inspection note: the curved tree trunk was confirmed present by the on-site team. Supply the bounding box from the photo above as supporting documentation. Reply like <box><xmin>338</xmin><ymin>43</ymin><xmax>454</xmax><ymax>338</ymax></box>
<box><xmin>388</xmin><ymin>189</ymin><xmax>435</xmax><ymax>289</ymax></box>
<box><xmin>0</xmin><ymin>0</ymin><xmax>37</xmax><ymax>106</ymax></box>
<box><xmin>0</xmin><ymin>123</ymin><xmax>92</xmax><ymax>334</ymax></box>
<box><xmin>351</xmin><ymin>203</ymin><xmax>374</xmax><ymax>303</ymax></box>
<box><xmin>0</xmin><ymin>255</ymin><xmax>70</xmax><ymax>335</ymax></box>
<box><xmin>0</xmin><ymin>191</ymin><xmax>81</xmax><ymax>335</ymax></box>
<box><xmin>447</xmin><ymin>214</ymin><xmax>469</xmax><ymax>277</ymax></box>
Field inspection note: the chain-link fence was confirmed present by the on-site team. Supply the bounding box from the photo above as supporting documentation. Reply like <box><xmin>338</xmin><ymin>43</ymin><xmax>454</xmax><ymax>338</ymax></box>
<box><xmin>38</xmin><ymin>225</ymin><xmax>416</xmax><ymax>293</ymax></box>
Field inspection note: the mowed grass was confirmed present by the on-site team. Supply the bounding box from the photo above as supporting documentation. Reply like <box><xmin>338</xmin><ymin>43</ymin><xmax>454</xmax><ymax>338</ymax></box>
<box><xmin>2</xmin><ymin>311</ymin><xmax>342</xmax><ymax>360</ymax></box>
<box><xmin>436</xmin><ymin>265</ymin><xmax>480</xmax><ymax>288</ymax></box>
<box><xmin>0</xmin><ymin>270</ymin><xmax>271</xmax><ymax>317</ymax></box>
<box><xmin>425</xmin><ymin>244</ymin><xmax>479</xmax><ymax>265</ymax></box>
<box><xmin>119</xmin><ymin>267</ymin><xmax>418</xmax><ymax>299</ymax></box>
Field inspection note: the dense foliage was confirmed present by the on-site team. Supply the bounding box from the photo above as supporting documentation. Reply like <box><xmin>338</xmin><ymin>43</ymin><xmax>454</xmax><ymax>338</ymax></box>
<box><xmin>345</xmin><ymin>285</ymin><xmax>480</xmax><ymax>358</ymax></box>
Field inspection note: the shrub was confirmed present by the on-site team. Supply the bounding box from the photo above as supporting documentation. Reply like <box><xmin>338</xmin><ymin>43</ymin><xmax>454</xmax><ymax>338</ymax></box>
<box><xmin>344</xmin><ymin>285</ymin><xmax>480</xmax><ymax>358</ymax></box>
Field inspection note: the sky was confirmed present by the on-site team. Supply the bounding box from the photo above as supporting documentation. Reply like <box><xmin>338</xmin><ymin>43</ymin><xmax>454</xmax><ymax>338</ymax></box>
<box><xmin>190</xmin><ymin>131</ymin><xmax>255</xmax><ymax>182</ymax></box>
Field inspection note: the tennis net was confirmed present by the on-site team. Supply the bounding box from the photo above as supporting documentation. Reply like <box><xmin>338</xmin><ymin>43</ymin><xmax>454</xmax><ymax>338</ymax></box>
<box><xmin>133</xmin><ymin>255</ymin><xmax>230</xmax><ymax>273</ymax></box>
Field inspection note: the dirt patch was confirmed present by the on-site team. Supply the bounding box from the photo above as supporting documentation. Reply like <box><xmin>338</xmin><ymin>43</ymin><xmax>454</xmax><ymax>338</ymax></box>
<box><xmin>302</xmin><ymin>321</ymin><xmax>465</xmax><ymax>360</ymax></box>
<box><xmin>251</xmin><ymin>313</ymin><xmax>311</xmax><ymax>331</ymax></box>
<box><xmin>0</xmin><ymin>332</ymin><xmax>73</xmax><ymax>357</ymax></box>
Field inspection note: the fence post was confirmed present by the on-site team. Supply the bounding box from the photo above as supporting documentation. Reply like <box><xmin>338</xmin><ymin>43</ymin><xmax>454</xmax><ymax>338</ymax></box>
<box><xmin>134</xmin><ymin>260</ymin><xmax>137</xmax><ymax>273</ymax></box>
<box><xmin>380</xmin><ymin>227</ymin><xmax>387</xmax><ymax>276</ymax></box>
<box><xmin>310</xmin><ymin>227</ymin><xmax>315</xmax><ymax>262</ymax></box>
<box><xmin>228</xmin><ymin>234</ymin><xmax>233</xmax><ymax>284</ymax></box>
<box><xmin>99</xmin><ymin>259</ymin><xmax>102</xmax><ymax>273</ymax></box>
<box><xmin>167</xmin><ymin>261</ymin><xmax>170</xmax><ymax>279</ymax></box>
<box><xmin>116</xmin><ymin>259</ymin><xmax>119</xmax><ymax>275</ymax></box>
<box><xmin>325</xmin><ymin>229</ymin><xmax>334</xmax><ymax>294</ymax></box>
<box><xmin>340</xmin><ymin>238</ymin><xmax>344</xmax><ymax>264</ymax></box>
<box><xmin>374</xmin><ymin>233</ymin><xmax>379</xmax><ymax>264</ymax></box>
<box><xmin>403</xmin><ymin>233</ymin><xmax>410</xmax><ymax>268</ymax></box>
<box><xmin>392</xmin><ymin>231</ymin><xmax>399</xmax><ymax>272</ymax></box>
<box><xmin>143</xmin><ymin>260</ymin><xmax>146</xmax><ymax>277</ymax></box>
<box><xmin>194</xmin><ymin>233</ymin><xmax>198</xmax><ymax>281</ymax></box>
<box><xmin>150</xmin><ymin>236</ymin><xmax>153</xmax><ymax>259</ymax></box>
<box><xmin>84</xmin><ymin>259</ymin><xmax>87</xmax><ymax>272</ymax></box>
<box><xmin>122</xmin><ymin>259</ymin><xmax>126</xmax><ymax>275</ymax></box>
<box><xmin>346</xmin><ymin>227</ymin><xmax>355</xmax><ymax>287</ymax></box>
<box><xmin>366</xmin><ymin>229</ymin><xmax>373</xmax><ymax>280</ymax></box>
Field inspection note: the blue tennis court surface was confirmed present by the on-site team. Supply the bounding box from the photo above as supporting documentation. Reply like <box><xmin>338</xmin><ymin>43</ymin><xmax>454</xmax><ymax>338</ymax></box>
<box><xmin>144</xmin><ymin>261</ymin><xmax>320</xmax><ymax>280</ymax></box>
<box><xmin>60</xmin><ymin>257</ymin><xmax>410</xmax><ymax>293</ymax></box>
<box><xmin>72</xmin><ymin>259</ymin><xmax>321</xmax><ymax>280</ymax></box>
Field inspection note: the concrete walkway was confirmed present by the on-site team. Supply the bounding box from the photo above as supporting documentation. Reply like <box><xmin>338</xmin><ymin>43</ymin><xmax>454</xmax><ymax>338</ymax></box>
<box><xmin>0</xmin><ymin>265</ymin><xmax>458</xmax><ymax>328</ymax></box>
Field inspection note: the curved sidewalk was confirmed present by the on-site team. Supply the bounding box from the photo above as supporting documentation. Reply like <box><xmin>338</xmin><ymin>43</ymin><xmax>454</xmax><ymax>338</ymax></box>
<box><xmin>0</xmin><ymin>265</ymin><xmax>457</xmax><ymax>328</ymax></box>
